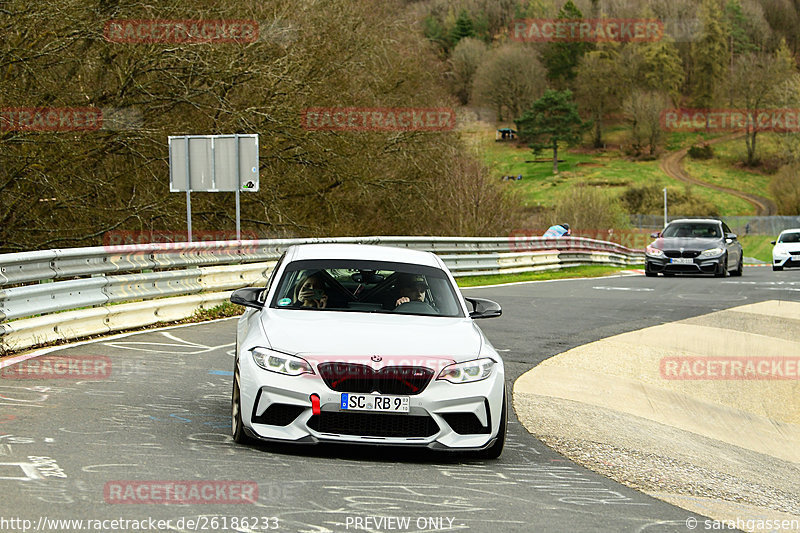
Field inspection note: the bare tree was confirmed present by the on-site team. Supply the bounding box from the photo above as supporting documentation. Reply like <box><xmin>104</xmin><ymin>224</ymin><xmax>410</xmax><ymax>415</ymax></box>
<box><xmin>623</xmin><ymin>90</ymin><xmax>670</xmax><ymax>157</ymax></box>
<box><xmin>472</xmin><ymin>43</ymin><xmax>546</xmax><ymax>121</ymax></box>
<box><xmin>448</xmin><ymin>37</ymin><xmax>487</xmax><ymax>105</ymax></box>
<box><xmin>728</xmin><ymin>45</ymin><xmax>796</xmax><ymax>165</ymax></box>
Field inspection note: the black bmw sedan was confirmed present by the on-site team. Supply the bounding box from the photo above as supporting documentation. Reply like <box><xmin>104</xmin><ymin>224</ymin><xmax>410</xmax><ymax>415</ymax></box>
<box><xmin>644</xmin><ymin>219</ymin><xmax>744</xmax><ymax>277</ymax></box>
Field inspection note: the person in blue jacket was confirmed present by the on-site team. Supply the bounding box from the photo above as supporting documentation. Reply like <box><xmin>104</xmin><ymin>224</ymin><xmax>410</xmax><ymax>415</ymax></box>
<box><xmin>543</xmin><ymin>223</ymin><xmax>571</xmax><ymax>237</ymax></box>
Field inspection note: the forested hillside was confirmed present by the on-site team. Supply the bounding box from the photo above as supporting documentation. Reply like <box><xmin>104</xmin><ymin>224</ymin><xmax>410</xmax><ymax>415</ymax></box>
<box><xmin>0</xmin><ymin>0</ymin><xmax>516</xmax><ymax>252</ymax></box>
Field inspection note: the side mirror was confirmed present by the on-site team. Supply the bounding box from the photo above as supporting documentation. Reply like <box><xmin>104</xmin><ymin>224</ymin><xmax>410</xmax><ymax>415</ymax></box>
<box><xmin>465</xmin><ymin>297</ymin><xmax>502</xmax><ymax>319</ymax></box>
<box><xmin>726</xmin><ymin>233</ymin><xmax>738</xmax><ymax>240</ymax></box>
<box><xmin>231</xmin><ymin>287</ymin><xmax>265</xmax><ymax>310</ymax></box>
<box><xmin>771</xmin><ymin>241</ymin><xmax>776</xmax><ymax>245</ymax></box>
<box><xmin>650</xmin><ymin>232</ymin><xmax>660</xmax><ymax>238</ymax></box>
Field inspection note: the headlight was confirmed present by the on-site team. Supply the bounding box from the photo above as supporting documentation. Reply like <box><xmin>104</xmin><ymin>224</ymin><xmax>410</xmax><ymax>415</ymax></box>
<box><xmin>437</xmin><ymin>358</ymin><xmax>496</xmax><ymax>384</ymax></box>
<box><xmin>699</xmin><ymin>247</ymin><xmax>724</xmax><ymax>258</ymax></box>
<box><xmin>645</xmin><ymin>245</ymin><xmax>664</xmax><ymax>257</ymax></box>
<box><xmin>251</xmin><ymin>347</ymin><xmax>314</xmax><ymax>376</ymax></box>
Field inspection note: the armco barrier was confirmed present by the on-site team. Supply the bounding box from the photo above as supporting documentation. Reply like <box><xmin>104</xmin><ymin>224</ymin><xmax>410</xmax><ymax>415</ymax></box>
<box><xmin>0</xmin><ymin>236</ymin><xmax>643</xmax><ymax>353</ymax></box>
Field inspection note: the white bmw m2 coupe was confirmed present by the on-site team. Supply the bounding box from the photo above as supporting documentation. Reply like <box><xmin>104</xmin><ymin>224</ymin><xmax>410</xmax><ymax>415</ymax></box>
<box><xmin>230</xmin><ymin>243</ymin><xmax>506</xmax><ymax>458</ymax></box>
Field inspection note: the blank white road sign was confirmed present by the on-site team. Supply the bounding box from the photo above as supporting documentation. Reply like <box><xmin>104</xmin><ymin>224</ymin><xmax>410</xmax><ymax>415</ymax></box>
<box><xmin>169</xmin><ymin>134</ymin><xmax>259</xmax><ymax>192</ymax></box>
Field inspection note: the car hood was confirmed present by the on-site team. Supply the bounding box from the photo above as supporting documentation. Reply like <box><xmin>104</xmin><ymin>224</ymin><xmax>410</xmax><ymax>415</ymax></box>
<box><xmin>258</xmin><ymin>309</ymin><xmax>486</xmax><ymax>365</ymax></box>
<box><xmin>775</xmin><ymin>242</ymin><xmax>800</xmax><ymax>251</ymax></box>
<box><xmin>652</xmin><ymin>237</ymin><xmax>722</xmax><ymax>250</ymax></box>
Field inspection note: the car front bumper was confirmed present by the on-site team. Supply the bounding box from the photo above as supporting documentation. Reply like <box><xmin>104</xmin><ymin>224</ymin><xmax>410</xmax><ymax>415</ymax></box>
<box><xmin>237</xmin><ymin>354</ymin><xmax>505</xmax><ymax>450</ymax></box>
<box><xmin>773</xmin><ymin>253</ymin><xmax>800</xmax><ymax>268</ymax></box>
<box><xmin>645</xmin><ymin>255</ymin><xmax>725</xmax><ymax>274</ymax></box>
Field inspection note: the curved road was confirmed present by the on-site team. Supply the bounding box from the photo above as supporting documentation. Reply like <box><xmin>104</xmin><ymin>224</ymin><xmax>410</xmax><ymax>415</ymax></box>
<box><xmin>2</xmin><ymin>268</ymin><xmax>798</xmax><ymax>532</ymax></box>
<box><xmin>659</xmin><ymin>134</ymin><xmax>777</xmax><ymax>215</ymax></box>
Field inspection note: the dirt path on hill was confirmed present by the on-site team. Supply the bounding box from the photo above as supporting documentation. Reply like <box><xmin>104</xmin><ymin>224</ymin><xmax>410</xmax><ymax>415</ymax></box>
<box><xmin>659</xmin><ymin>133</ymin><xmax>777</xmax><ymax>215</ymax></box>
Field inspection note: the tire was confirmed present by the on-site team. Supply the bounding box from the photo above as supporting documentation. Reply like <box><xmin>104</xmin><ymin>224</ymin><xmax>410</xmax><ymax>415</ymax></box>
<box><xmin>714</xmin><ymin>256</ymin><xmax>728</xmax><ymax>278</ymax></box>
<box><xmin>645</xmin><ymin>270</ymin><xmax>657</xmax><ymax>277</ymax></box>
<box><xmin>731</xmin><ymin>258</ymin><xmax>743</xmax><ymax>277</ymax></box>
<box><xmin>479</xmin><ymin>388</ymin><xmax>507</xmax><ymax>460</ymax></box>
<box><xmin>232</xmin><ymin>367</ymin><xmax>253</xmax><ymax>444</ymax></box>
<box><xmin>773</xmin><ymin>265</ymin><xmax>783</xmax><ymax>271</ymax></box>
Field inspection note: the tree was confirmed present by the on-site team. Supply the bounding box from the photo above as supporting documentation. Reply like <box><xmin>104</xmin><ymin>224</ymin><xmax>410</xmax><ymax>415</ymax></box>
<box><xmin>691</xmin><ymin>0</ymin><xmax>729</xmax><ymax>108</ymax></box>
<box><xmin>449</xmin><ymin>9</ymin><xmax>475</xmax><ymax>46</ymax></box>
<box><xmin>623</xmin><ymin>91</ymin><xmax>670</xmax><ymax>157</ymax></box>
<box><xmin>473</xmin><ymin>43</ymin><xmax>546</xmax><ymax>121</ymax></box>
<box><xmin>448</xmin><ymin>37</ymin><xmax>488</xmax><ymax>105</ymax></box>
<box><xmin>575</xmin><ymin>46</ymin><xmax>622</xmax><ymax>148</ymax></box>
<box><xmin>541</xmin><ymin>0</ymin><xmax>593</xmax><ymax>88</ymax></box>
<box><xmin>770</xmin><ymin>163</ymin><xmax>800</xmax><ymax>215</ymax></box>
<box><xmin>724</xmin><ymin>0</ymin><xmax>760</xmax><ymax>55</ymax></box>
<box><xmin>728</xmin><ymin>42</ymin><xmax>796</xmax><ymax>165</ymax></box>
<box><xmin>640</xmin><ymin>37</ymin><xmax>685</xmax><ymax>105</ymax></box>
<box><xmin>515</xmin><ymin>89</ymin><xmax>590</xmax><ymax>174</ymax></box>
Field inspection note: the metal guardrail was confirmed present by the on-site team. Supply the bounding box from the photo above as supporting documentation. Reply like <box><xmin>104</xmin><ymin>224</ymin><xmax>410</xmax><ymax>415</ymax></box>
<box><xmin>0</xmin><ymin>236</ymin><xmax>643</xmax><ymax>353</ymax></box>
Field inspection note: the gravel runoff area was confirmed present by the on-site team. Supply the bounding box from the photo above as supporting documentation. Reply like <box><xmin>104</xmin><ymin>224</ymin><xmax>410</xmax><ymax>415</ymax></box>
<box><xmin>514</xmin><ymin>300</ymin><xmax>800</xmax><ymax>533</ymax></box>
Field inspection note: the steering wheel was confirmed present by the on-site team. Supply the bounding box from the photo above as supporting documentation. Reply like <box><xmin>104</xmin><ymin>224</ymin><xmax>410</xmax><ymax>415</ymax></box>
<box><xmin>393</xmin><ymin>301</ymin><xmax>438</xmax><ymax>315</ymax></box>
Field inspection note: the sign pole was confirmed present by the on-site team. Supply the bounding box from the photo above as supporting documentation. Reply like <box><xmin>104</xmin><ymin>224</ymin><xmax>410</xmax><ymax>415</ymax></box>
<box><xmin>235</xmin><ymin>134</ymin><xmax>241</xmax><ymax>240</ymax></box>
<box><xmin>185</xmin><ymin>137</ymin><xmax>193</xmax><ymax>243</ymax></box>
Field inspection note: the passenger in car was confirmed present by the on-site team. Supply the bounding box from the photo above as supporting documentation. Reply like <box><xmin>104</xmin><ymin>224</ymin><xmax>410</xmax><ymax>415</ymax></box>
<box><xmin>394</xmin><ymin>273</ymin><xmax>428</xmax><ymax>307</ymax></box>
<box><xmin>293</xmin><ymin>273</ymin><xmax>328</xmax><ymax>308</ymax></box>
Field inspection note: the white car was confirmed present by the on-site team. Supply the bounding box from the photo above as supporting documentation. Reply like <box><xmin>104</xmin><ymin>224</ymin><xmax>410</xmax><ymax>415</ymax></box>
<box><xmin>772</xmin><ymin>228</ymin><xmax>800</xmax><ymax>271</ymax></box>
<box><xmin>230</xmin><ymin>244</ymin><xmax>507</xmax><ymax>458</ymax></box>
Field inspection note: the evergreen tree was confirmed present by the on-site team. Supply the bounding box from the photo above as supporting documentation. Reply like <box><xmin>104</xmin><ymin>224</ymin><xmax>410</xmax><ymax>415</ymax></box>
<box><xmin>515</xmin><ymin>90</ymin><xmax>590</xmax><ymax>173</ymax></box>
<box><xmin>692</xmin><ymin>0</ymin><xmax>728</xmax><ymax>108</ymax></box>
<box><xmin>724</xmin><ymin>0</ymin><xmax>759</xmax><ymax>55</ymax></box>
<box><xmin>541</xmin><ymin>1</ymin><xmax>593</xmax><ymax>88</ymax></box>
<box><xmin>450</xmin><ymin>10</ymin><xmax>475</xmax><ymax>46</ymax></box>
<box><xmin>641</xmin><ymin>37</ymin><xmax>684</xmax><ymax>105</ymax></box>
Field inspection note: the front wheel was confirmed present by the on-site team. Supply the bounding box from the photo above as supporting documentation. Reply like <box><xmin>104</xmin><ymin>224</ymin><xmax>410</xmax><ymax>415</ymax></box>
<box><xmin>232</xmin><ymin>367</ymin><xmax>253</xmax><ymax>444</ymax></box>
<box><xmin>773</xmin><ymin>265</ymin><xmax>783</xmax><ymax>271</ymax></box>
<box><xmin>731</xmin><ymin>257</ymin><xmax>743</xmax><ymax>277</ymax></box>
<box><xmin>714</xmin><ymin>256</ymin><xmax>729</xmax><ymax>278</ymax></box>
<box><xmin>478</xmin><ymin>388</ymin><xmax>507</xmax><ymax>459</ymax></box>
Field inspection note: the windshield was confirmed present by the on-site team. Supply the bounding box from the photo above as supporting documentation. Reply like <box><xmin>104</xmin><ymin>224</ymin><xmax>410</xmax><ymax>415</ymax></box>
<box><xmin>269</xmin><ymin>259</ymin><xmax>465</xmax><ymax>317</ymax></box>
<box><xmin>779</xmin><ymin>232</ymin><xmax>800</xmax><ymax>243</ymax></box>
<box><xmin>661</xmin><ymin>223</ymin><xmax>722</xmax><ymax>238</ymax></box>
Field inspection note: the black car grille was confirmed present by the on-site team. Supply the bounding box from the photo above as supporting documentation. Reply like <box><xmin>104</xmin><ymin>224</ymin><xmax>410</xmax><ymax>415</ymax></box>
<box><xmin>307</xmin><ymin>411</ymin><xmax>439</xmax><ymax>438</ymax></box>
<box><xmin>664</xmin><ymin>250</ymin><xmax>700</xmax><ymax>258</ymax></box>
<box><xmin>441</xmin><ymin>412</ymin><xmax>490</xmax><ymax>435</ymax></box>
<box><xmin>317</xmin><ymin>363</ymin><xmax>434</xmax><ymax>395</ymax></box>
<box><xmin>789</xmin><ymin>251</ymin><xmax>800</xmax><ymax>256</ymax></box>
<box><xmin>252</xmin><ymin>403</ymin><xmax>305</xmax><ymax>426</ymax></box>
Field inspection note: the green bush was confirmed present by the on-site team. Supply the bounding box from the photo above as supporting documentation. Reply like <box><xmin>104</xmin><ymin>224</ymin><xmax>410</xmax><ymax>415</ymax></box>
<box><xmin>688</xmin><ymin>144</ymin><xmax>714</xmax><ymax>159</ymax></box>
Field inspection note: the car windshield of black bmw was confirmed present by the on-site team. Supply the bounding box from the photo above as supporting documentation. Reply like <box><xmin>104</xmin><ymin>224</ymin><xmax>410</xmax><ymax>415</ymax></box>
<box><xmin>661</xmin><ymin>223</ymin><xmax>722</xmax><ymax>238</ymax></box>
<box><xmin>269</xmin><ymin>259</ymin><xmax>465</xmax><ymax>317</ymax></box>
<box><xmin>779</xmin><ymin>232</ymin><xmax>800</xmax><ymax>243</ymax></box>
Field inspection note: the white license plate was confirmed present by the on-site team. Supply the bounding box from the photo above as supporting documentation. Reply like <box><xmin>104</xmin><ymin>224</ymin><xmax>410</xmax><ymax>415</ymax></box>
<box><xmin>340</xmin><ymin>393</ymin><xmax>409</xmax><ymax>413</ymax></box>
<box><xmin>671</xmin><ymin>257</ymin><xmax>694</xmax><ymax>264</ymax></box>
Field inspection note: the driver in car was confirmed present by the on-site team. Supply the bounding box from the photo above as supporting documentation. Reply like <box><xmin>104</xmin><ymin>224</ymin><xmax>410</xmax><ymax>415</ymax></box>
<box><xmin>394</xmin><ymin>273</ymin><xmax>428</xmax><ymax>307</ymax></box>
